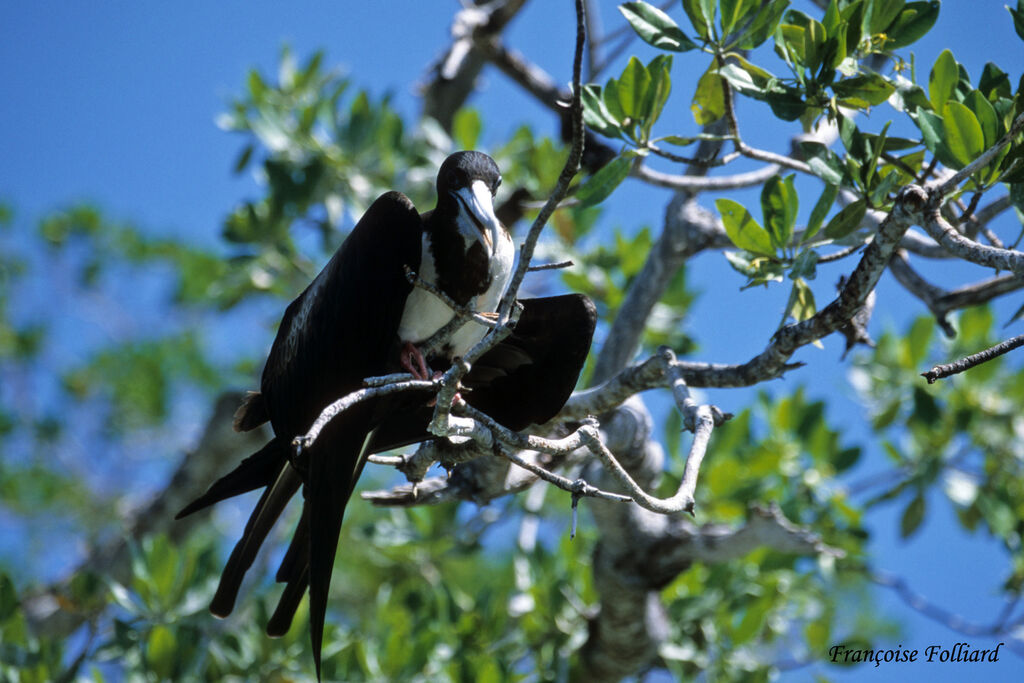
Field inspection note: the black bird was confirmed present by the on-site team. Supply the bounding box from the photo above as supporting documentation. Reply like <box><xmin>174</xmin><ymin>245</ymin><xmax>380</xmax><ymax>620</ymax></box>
<box><xmin>176</xmin><ymin>151</ymin><xmax>595</xmax><ymax>679</ymax></box>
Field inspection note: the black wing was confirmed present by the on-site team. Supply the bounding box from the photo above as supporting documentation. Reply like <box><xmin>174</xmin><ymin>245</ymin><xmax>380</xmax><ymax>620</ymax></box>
<box><xmin>365</xmin><ymin>293</ymin><xmax>597</xmax><ymax>451</ymax></box>
<box><xmin>177</xmin><ymin>191</ymin><xmax>422</xmax><ymax>679</ymax></box>
<box><xmin>463</xmin><ymin>293</ymin><xmax>596</xmax><ymax>430</ymax></box>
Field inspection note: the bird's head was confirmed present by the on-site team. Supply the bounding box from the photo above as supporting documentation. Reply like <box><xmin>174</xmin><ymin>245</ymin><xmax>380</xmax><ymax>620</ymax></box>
<box><xmin>436</xmin><ymin>151</ymin><xmax>504</xmax><ymax>256</ymax></box>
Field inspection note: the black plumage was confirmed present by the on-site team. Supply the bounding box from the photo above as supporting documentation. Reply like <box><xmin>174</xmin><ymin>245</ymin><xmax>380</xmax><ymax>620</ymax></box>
<box><xmin>176</xmin><ymin>152</ymin><xmax>595</xmax><ymax>679</ymax></box>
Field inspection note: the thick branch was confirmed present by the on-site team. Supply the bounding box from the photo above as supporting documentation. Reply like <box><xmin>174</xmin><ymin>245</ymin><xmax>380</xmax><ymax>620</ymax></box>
<box><xmin>420</xmin><ymin>0</ymin><xmax>528</xmax><ymax>130</ymax></box>
<box><xmin>919</xmin><ymin>210</ymin><xmax>1024</xmax><ymax>275</ymax></box>
<box><xmin>631</xmin><ymin>162</ymin><xmax>780</xmax><ymax>192</ymax></box>
<box><xmin>890</xmin><ymin>250</ymin><xmax>1024</xmax><ymax>337</ymax></box>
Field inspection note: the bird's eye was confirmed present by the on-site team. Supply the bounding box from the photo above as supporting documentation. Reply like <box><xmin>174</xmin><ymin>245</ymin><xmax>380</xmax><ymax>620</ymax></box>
<box><xmin>446</xmin><ymin>170</ymin><xmax>459</xmax><ymax>187</ymax></box>
<box><xmin>492</xmin><ymin>176</ymin><xmax>502</xmax><ymax>195</ymax></box>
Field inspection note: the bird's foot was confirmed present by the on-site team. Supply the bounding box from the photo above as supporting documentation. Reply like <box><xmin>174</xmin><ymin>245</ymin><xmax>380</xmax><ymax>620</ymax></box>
<box><xmin>400</xmin><ymin>341</ymin><xmax>432</xmax><ymax>380</ymax></box>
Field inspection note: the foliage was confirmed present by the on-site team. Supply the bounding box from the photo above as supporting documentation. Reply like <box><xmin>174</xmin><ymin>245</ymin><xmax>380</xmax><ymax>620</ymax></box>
<box><xmin>3</xmin><ymin>1</ymin><xmax>1024</xmax><ymax>681</ymax></box>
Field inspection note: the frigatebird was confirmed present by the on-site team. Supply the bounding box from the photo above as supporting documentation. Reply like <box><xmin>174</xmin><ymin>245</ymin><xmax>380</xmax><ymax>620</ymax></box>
<box><xmin>176</xmin><ymin>151</ymin><xmax>595</xmax><ymax>678</ymax></box>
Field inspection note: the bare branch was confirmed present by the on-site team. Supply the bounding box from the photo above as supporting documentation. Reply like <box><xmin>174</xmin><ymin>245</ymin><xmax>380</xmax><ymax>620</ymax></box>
<box><xmin>420</xmin><ymin>0</ymin><xmax>528</xmax><ymax>130</ymax></box>
<box><xmin>526</xmin><ymin>259</ymin><xmax>574</xmax><ymax>272</ymax></box>
<box><xmin>922</xmin><ymin>333</ymin><xmax>1024</xmax><ymax>383</ymax></box>
<box><xmin>404</xmin><ymin>265</ymin><xmax>498</xmax><ymax>329</ymax></box>
<box><xmin>890</xmin><ymin>251</ymin><xmax>1024</xmax><ymax>337</ymax></box>
<box><xmin>919</xmin><ymin>209</ymin><xmax>1024</xmax><ymax>275</ymax></box>
<box><xmin>870</xmin><ymin>567</ymin><xmax>1024</xmax><ymax>642</ymax></box>
<box><xmin>632</xmin><ymin>162</ymin><xmax>781</xmax><ymax>192</ymax></box>
<box><xmin>293</xmin><ymin>378</ymin><xmax>439</xmax><ymax>454</ymax></box>
<box><xmin>587</xmin><ymin>185</ymin><xmax>927</xmax><ymax>392</ymax></box>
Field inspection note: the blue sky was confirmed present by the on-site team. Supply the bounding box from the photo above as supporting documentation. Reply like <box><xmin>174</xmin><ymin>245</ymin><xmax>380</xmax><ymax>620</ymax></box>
<box><xmin>2</xmin><ymin>1</ymin><xmax>1023</xmax><ymax>680</ymax></box>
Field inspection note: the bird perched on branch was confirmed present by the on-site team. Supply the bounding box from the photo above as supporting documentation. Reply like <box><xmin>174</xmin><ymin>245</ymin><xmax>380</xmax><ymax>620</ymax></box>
<box><xmin>176</xmin><ymin>151</ymin><xmax>595</xmax><ymax>679</ymax></box>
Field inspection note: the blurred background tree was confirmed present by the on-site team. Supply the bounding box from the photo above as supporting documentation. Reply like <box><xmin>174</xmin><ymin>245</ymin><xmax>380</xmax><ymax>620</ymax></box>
<box><xmin>2</xmin><ymin>1</ymin><xmax>1024</xmax><ymax>680</ymax></box>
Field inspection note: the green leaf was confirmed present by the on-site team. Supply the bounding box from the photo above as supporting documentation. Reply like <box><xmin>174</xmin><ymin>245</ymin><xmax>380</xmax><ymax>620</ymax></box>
<box><xmin>834</xmin><ymin>446</ymin><xmax>862</xmax><ymax>472</ymax></box>
<box><xmin>720</xmin><ymin>0</ymin><xmax>757</xmax><ymax>37</ymax></box>
<box><xmin>617</xmin><ymin>56</ymin><xmax>651</xmax><ymax>120</ymax></box>
<box><xmin>602</xmin><ymin>77</ymin><xmax>626</xmax><ymax>124</ymax></box>
<box><xmin>823</xmin><ymin>199</ymin><xmax>867</xmax><ymax>240</ymax></box>
<box><xmin>0</xmin><ymin>573</ymin><xmax>16</xmax><ymax>621</ymax></box>
<box><xmin>691</xmin><ymin>66</ymin><xmax>725</xmax><ymax>125</ymax></box>
<box><xmin>979</xmin><ymin>62</ymin><xmax>1012</xmax><ymax>100</ymax></box>
<box><xmin>943</xmin><ymin>100</ymin><xmax>985</xmax><ymax>168</ymax></box>
<box><xmin>804</xmin><ymin>183</ymin><xmax>839</xmax><ymax>243</ymax></box>
<box><xmin>783</xmin><ymin>277</ymin><xmax>817</xmax><ymax>324</ymax></box>
<box><xmin>453</xmin><ymin>108</ymin><xmax>482</xmax><ymax>150</ymax></box>
<box><xmin>575</xmin><ymin>156</ymin><xmax>632</xmax><ymax>208</ymax></box>
<box><xmin>803</xmin><ymin>18</ymin><xmax>827</xmax><ymax>74</ymax></box>
<box><xmin>682</xmin><ymin>0</ymin><xmax>715</xmax><ymax>40</ymax></box>
<box><xmin>619</xmin><ymin>1</ymin><xmax>698</xmax><ymax>51</ymax></box>
<box><xmin>864</xmin><ymin>0</ymin><xmax>905</xmax><ymax>36</ymax></box>
<box><xmin>657</xmin><ymin>135</ymin><xmax>701</xmax><ymax>147</ymax></box>
<box><xmin>642</xmin><ymin>55</ymin><xmax>673</xmax><ymax>133</ymax></box>
<box><xmin>737</xmin><ymin>0</ymin><xmax>790</xmax><ymax>49</ymax></box>
<box><xmin>733</xmin><ymin>597</ymin><xmax>769</xmax><ymax>644</ymax></box>
<box><xmin>900</xmin><ymin>493</ymin><xmax>926</xmax><ymax>538</ymax></box>
<box><xmin>928</xmin><ymin>49</ymin><xmax>958</xmax><ymax>111</ymax></box>
<box><xmin>789</xmin><ymin>248</ymin><xmax>819</xmax><ymax>280</ymax></box>
<box><xmin>800</xmin><ymin>142</ymin><xmax>845</xmax><ymax>185</ymax></box>
<box><xmin>778</xmin><ymin>23</ymin><xmax>808</xmax><ymax>66</ymax></box>
<box><xmin>582</xmin><ymin>84</ymin><xmax>623</xmax><ymax>138</ymax></box>
<box><xmin>869</xmin><ymin>169</ymin><xmax>901</xmax><ymax>205</ymax></box>
<box><xmin>146</xmin><ymin>624</ymin><xmax>177</xmax><ymax>679</ymax></box>
<box><xmin>716</xmin><ymin>198</ymin><xmax>775</xmax><ymax>255</ymax></box>
<box><xmin>883</xmin><ymin>1</ymin><xmax>939</xmax><ymax>49</ymax></box>
<box><xmin>964</xmin><ymin>90</ymin><xmax>999</xmax><ymax>148</ymax></box>
<box><xmin>912</xmin><ymin>108</ymin><xmax>960</xmax><ymax>170</ymax></box>
<box><xmin>832</xmin><ymin>73</ymin><xmax>895</xmax><ymax>107</ymax></box>
<box><xmin>761</xmin><ymin>174</ymin><xmax>798</xmax><ymax>248</ymax></box>
<box><xmin>1010</xmin><ymin>2</ymin><xmax>1024</xmax><ymax>41</ymax></box>
<box><xmin>233</xmin><ymin>144</ymin><xmax>254</xmax><ymax>174</ymax></box>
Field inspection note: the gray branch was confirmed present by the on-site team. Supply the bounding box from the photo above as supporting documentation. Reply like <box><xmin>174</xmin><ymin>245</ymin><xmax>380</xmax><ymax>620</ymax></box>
<box><xmin>420</xmin><ymin>0</ymin><xmax>528</xmax><ymax>131</ymax></box>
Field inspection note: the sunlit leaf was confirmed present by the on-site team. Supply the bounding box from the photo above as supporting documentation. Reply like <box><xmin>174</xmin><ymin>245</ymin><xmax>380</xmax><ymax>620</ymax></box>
<box><xmin>716</xmin><ymin>198</ymin><xmax>775</xmax><ymax>255</ymax></box>
<box><xmin>943</xmin><ymin>100</ymin><xmax>985</xmax><ymax>168</ymax></box>
<box><xmin>691</xmin><ymin>66</ymin><xmax>725</xmax><ymax>125</ymax></box>
<box><xmin>619</xmin><ymin>1</ymin><xmax>698</xmax><ymax>51</ymax></box>
<box><xmin>928</xmin><ymin>49</ymin><xmax>958</xmax><ymax>111</ymax></box>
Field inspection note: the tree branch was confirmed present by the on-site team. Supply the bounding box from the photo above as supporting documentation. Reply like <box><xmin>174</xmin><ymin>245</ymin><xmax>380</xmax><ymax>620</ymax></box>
<box><xmin>922</xmin><ymin>333</ymin><xmax>1024</xmax><ymax>383</ymax></box>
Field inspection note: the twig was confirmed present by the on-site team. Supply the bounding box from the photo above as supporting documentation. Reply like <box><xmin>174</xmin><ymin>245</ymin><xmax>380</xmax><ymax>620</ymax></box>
<box><xmin>527</xmin><ymin>259</ymin><xmax>575</xmax><ymax>272</ymax></box>
<box><xmin>921</xmin><ymin>333</ymin><xmax>1024</xmax><ymax>383</ymax></box>
<box><xmin>581</xmin><ymin>419</ymin><xmax>711</xmax><ymax>515</ymax></box>
<box><xmin>817</xmin><ymin>241</ymin><xmax>867</xmax><ymax>263</ymax></box>
<box><xmin>498</xmin><ymin>446</ymin><xmax>633</xmax><ymax>505</ymax></box>
<box><xmin>870</xmin><ymin>567</ymin><xmax>1024</xmax><ymax>644</ymax></box>
<box><xmin>959</xmin><ymin>191</ymin><xmax>984</xmax><ymax>227</ymax></box>
<box><xmin>643</xmin><ymin>141</ymin><xmax>735</xmax><ymax>167</ymax></box>
<box><xmin>559</xmin><ymin>346</ymin><xmax>735</xmax><ymax>423</ymax></box>
<box><xmin>719</xmin><ymin>77</ymin><xmax>813</xmax><ymax>174</ymax></box>
<box><xmin>292</xmin><ymin>379</ymin><xmax>439</xmax><ymax>454</ymax></box>
<box><xmin>404</xmin><ymin>265</ymin><xmax>499</xmax><ymax>329</ymax></box>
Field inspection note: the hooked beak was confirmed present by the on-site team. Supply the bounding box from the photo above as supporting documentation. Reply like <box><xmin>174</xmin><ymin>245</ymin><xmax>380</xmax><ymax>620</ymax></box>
<box><xmin>453</xmin><ymin>180</ymin><xmax>503</xmax><ymax>255</ymax></box>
